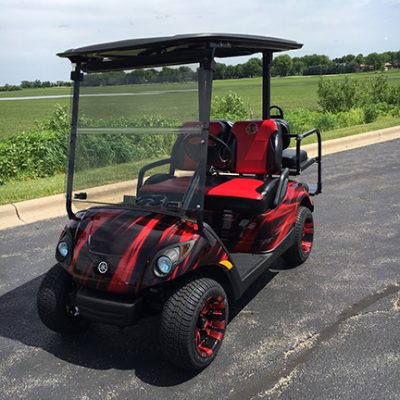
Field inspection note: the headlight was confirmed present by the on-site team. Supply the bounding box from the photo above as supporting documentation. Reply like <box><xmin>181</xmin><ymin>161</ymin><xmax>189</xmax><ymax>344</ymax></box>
<box><xmin>153</xmin><ymin>241</ymin><xmax>195</xmax><ymax>278</ymax></box>
<box><xmin>155</xmin><ymin>256</ymin><xmax>174</xmax><ymax>277</ymax></box>
<box><xmin>57</xmin><ymin>241</ymin><xmax>69</xmax><ymax>258</ymax></box>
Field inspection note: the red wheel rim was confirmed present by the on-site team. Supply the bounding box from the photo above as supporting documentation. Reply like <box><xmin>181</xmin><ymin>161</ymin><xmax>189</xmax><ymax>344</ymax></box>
<box><xmin>194</xmin><ymin>295</ymin><xmax>227</xmax><ymax>358</ymax></box>
<box><xmin>301</xmin><ymin>216</ymin><xmax>314</xmax><ymax>255</ymax></box>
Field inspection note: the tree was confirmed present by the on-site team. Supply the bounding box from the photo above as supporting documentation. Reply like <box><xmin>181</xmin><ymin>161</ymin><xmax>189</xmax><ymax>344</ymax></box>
<box><xmin>365</xmin><ymin>52</ymin><xmax>384</xmax><ymax>70</ymax></box>
<box><xmin>273</xmin><ymin>55</ymin><xmax>293</xmax><ymax>77</ymax></box>
<box><xmin>301</xmin><ymin>54</ymin><xmax>332</xmax><ymax>67</ymax></box>
<box><xmin>291</xmin><ymin>57</ymin><xmax>305</xmax><ymax>75</ymax></box>
<box><xmin>355</xmin><ymin>53</ymin><xmax>365</xmax><ymax>65</ymax></box>
<box><xmin>241</xmin><ymin>58</ymin><xmax>262</xmax><ymax>78</ymax></box>
<box><xmin>343</xmin><ymin>54</ymin><xmax>356</xmax><ymax>63</ymax></box>
<box><xmin>214</xmin><ymin>63</ymin><xmax>227</xmax><ymax>80</ymax></box>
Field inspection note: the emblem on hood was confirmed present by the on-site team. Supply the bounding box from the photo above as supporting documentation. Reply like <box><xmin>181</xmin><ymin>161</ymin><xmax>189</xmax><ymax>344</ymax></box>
<box><xmin>97</xmin><ymin>261</ymin><xmax>109</xmax><ymax>274</ymax></box>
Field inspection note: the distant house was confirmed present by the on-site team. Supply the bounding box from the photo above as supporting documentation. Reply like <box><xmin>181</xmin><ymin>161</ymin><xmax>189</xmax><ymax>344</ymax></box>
<box><xmin>359</xmin><ymin>63</ymin><xmax>373</xmax><ymax>72</ymax></box>
<box><xmin>384</xmin><ymin>62</ymin><xmax>393</xmax><ymax>71</ymax></box>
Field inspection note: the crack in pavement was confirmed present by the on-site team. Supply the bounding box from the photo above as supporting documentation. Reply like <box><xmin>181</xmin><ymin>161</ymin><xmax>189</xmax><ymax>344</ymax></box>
<box><xmin>10</xmin><ymin>203</ymin><xmax>25</xmax><ymax>223</ymax></box>
<box><xmin>283</xmin><ymin>332</ymin><xmax>320</xmax><ymax>361</ymax></box>
<box><xmin>231</xmin><ymin>283</ymin><xmax>400</xmax><ymax>400</ymax></box>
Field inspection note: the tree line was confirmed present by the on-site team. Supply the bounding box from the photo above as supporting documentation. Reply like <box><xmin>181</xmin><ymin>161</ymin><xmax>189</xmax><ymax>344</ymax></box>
<box><xmin>1</xmin><ymin>50</ymin><xmax>398</xmax><ymax>91</ymax></box>
<box><xmin>271</xmin><ymin>51</ymin><xmax>400</xmax><ymax>77</ymax></box>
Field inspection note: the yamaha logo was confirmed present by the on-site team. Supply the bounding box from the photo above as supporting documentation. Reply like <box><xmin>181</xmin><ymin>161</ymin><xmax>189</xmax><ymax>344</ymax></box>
<box><xmin>97</xmin><ymin>261</ymin><xmax>108</xmax><ymax>274</ymax></box>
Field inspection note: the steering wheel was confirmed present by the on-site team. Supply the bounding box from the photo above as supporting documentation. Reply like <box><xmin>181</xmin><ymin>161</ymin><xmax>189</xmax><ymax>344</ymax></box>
<box><xmin>135</xmin><ymin>194</ymin><xmax>168</xmax><ymax>207</ymax></box>
<box><xmin>183</xmin><ymin>134</ymin><xmax>232</xmax><ymax>169</ymax></box>
<box><xmin>270</xmin><ymin>105</ymin><xmax>284</xmax><ymax>119</ymax></box>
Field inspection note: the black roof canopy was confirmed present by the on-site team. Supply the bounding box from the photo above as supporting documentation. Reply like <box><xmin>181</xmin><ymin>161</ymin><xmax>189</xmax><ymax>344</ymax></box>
<box><xmin>58</xmin><ymin>33</ymin><xmax>303</xmax><ymax>72</ymax></box>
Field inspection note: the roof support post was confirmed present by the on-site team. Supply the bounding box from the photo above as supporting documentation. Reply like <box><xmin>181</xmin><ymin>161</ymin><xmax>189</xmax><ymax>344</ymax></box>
<box><xmin>262</xmin><ymin>51</ymin><xmax>273</xmax><ymax>119</ymax></box>
<box><xmin>195</xmin><ymin>55</ymin><xmax>215</xmax><ymax>230</ymax></box>
<box><xmin>66</xmin><ymin>64</ymin><xmax>83</xmax><ymax>220</ymax></box>
<box><xmin>198</xmin><ymin>56</ymin><xmax>215</xmax><ymax>124</ymax></box>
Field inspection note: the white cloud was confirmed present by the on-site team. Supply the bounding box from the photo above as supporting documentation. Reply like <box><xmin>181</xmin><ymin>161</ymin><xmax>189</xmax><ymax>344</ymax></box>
<box><xmin>0</xmin><ymin>0</ymin><xmax>399</xmax><ymax>84</ymax></box>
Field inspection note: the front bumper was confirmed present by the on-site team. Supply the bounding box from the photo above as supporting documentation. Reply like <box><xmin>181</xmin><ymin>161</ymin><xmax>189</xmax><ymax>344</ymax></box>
<box><xmin>75</xmin><ymin>287</ymin><xmax>143</xmax><ymax>327</ymax></box>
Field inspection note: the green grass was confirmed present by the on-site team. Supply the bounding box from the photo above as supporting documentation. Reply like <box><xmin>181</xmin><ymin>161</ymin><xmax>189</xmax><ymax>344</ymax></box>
<box><xmin>1</xmin><ymin>115</ymin><xmax>399</xmax><ymax>205</ymax></box>
<box><xmin>0</xmin><ymin>158</ymin><xmax>167</xmax><ymax>205</ymax></box>
<box><xmin>1</xmin><ymin>70</ymin><xmax>399</xmax><ymax>138</ymax></box>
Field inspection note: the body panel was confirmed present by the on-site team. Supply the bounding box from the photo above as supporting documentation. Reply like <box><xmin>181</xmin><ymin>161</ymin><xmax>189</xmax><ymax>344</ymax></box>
<box><xmin>61</xmin><ymin>207</ymin><xmax>231</xmax><ymax>294</ymax></box>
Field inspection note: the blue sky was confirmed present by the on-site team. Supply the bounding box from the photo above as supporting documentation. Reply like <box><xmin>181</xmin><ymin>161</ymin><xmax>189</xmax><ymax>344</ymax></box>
<box><xmin>0</xmin><ymin>0</ymin><xmax>399</xmax><ymax>85</ymax></box>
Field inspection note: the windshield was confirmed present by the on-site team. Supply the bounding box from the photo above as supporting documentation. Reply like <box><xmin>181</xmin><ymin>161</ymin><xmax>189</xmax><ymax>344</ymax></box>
<box><xmin>70</xmin><ymin>65</ymin><xmax>207</xmax><ymax>215</ymax></box>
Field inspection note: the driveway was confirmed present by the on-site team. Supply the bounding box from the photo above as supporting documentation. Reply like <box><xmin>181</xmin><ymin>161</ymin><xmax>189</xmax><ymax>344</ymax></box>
<box><xmin>0</xmin><ymin>139</ymin><xmax>399</xmax><ymax>399</ymax></box>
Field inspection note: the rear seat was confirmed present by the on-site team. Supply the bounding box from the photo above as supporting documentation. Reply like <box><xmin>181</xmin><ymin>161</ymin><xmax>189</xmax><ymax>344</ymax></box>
<box><xmin>274</xmin><ymin>118</ymin><xmax>309</xmax><ymax>169</ymax></box>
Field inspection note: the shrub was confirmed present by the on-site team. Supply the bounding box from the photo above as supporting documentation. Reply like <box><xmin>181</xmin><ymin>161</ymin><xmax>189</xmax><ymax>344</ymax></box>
<box><xmin>369</xmin><ymin>75</ymin><xmax>390</xmax><ymax>104</ymax></box>
<box><xmin>336</xmin><ymin>108</ymin><xmax>364</xmax><ymax>127</ymax></box>
<box><xmin>286</xmin><ymin>108</ymin><xmax>319</xmax><ymax>133</ymax></box>
<box><xmin>286</xmin><ymin>107</ymin><xmax>366</xmax><ymax>133</ymax></box>
<box><xmin>211</xmin><ymin>91</ymin><xmax>251</xmax><ymax>120</ymax></box>
<box><xmin>317</xmin><ymin>77</ymin><xmax>360</xmax><ymax>112</ymax></box>
<box><xmin>0</xmin><ymin>130</ymin><xmax>68</xmax><ymax>184</ymax></box>
<box><xmin>318</xmin><ymin>75</ymin><xmax>400</xmax><ymax>113</ymax></box>
<box><xmin>0</xmin><ymin>105</ymin><xmax>180</xmax><ymax>185</ymax></box>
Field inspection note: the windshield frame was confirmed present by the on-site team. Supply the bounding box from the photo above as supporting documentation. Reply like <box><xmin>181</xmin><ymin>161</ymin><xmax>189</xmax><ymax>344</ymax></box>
<box><xmin>65</xmin><ymin>58</ymin><xmax>214</xmax><ymax>228</ymax></box>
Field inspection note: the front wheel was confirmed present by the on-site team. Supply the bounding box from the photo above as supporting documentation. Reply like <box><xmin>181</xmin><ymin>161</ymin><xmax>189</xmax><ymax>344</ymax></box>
<box><xmin>37</xmin><ymin>264</ymin><xmax>89</xmax><ymax>334</ymax></box>
<box><xmin>160</xmin><ymin>278</ymin><xmax>228</xmax><ymax>370</ymax></box>
<box><xmin>283</xmin><ymin>206</ymin><xmax>314</xmax><ymax>266</ymax></box>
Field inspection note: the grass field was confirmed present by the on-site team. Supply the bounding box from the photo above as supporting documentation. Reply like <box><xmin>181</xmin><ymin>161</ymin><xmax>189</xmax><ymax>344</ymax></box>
<box><xmin>1</xmin><ymin>70</ymin><xmax>400</xmax><ymax>137</ymax></box>
<box><xmin>1</xmin><ymin>70</ymin><xmax>400</xmax><ymax>205</ymax></box>
<box><xmin>1</xmin><ymin>115</ymin><xmax>399</xmax><ymax>205</ymax></box>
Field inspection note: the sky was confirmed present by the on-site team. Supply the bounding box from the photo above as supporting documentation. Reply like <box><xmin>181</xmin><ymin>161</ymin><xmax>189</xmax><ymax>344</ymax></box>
<box><xmin>0</xmin><ymin>0</ymin><xmax>399</xmax><ymax>85</ymax></box>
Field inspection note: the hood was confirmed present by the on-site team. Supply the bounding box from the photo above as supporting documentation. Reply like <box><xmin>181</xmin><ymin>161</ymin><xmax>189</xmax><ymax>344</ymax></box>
<box><xmin>68</xmin><ymin>207</ymin><xmax>199</xmax><ymax>293</ymax></box>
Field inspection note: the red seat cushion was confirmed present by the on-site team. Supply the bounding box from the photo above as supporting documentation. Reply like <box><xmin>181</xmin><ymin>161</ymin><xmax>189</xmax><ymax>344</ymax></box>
<box><xmin>139</xmin><ymin>175</ymin><xmax>278</xmax><ymax>214</ymax></box>
<box><xmin>206</xmin><ymin>178</ymin><xmax>264</xmax><ymax>200</ymax></box>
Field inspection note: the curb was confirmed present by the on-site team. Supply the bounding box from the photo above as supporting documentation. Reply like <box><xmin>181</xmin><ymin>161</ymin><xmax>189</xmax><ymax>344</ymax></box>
<box><xmin>301</xmin><ymin>125</ymin><xmax>400</xmax><ymax>157</ymax></box>
<box><xmin>1</xmin><ymin>125</ymin><xmax>399</xmax><ymax>231</ymax></box>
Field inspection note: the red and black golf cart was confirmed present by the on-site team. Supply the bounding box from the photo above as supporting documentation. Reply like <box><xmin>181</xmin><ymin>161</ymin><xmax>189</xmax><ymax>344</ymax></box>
<box><xmin>37</xmin><ymin>34</ymin><xmax>322</xmax><ymax>370</ymax></box>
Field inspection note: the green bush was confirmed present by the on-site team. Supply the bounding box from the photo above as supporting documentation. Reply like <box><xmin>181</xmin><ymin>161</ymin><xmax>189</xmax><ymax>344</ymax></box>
<box><xmin>0</xmin><ymin>105</ymin><xmax>179</xmax><ymax>185</ymax></box>
<box><xmin>317</xmin><ymin>77</ymin><xmax>360</xmax><ymax>113</ymax></box>
<box><xmin>362</xmin><ymin>104</ymin><xmax>379</xmax><ymax>123</ymax></box>
<box><xmin>317</xmin><ymin>75</ymin><xmax>400</xmax><ymax>113</ymax></box>
<box><xmin>0</xmin><ymin>130</ymin><xmax>68</xmax><ymax>184</ymax></box>
<box><xmin>369</xmin><ymin>75</ymin><xmax>390</xmax><ymax>104</ymax></box>
<box><xmin>287</xmin><ymin>107</ymin><xmax>366</xmax><ymax>133</ymax></box>
<box><xmin>211</xmin><ymin>91</ymin><xmax>252</xmax><ymax>120</ymax></box>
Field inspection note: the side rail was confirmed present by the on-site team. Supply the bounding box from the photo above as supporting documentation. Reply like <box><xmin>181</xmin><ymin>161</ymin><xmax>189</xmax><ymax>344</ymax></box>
<box><xmin>287</xmin><ymin>128</ymin><xmax>322</xmax><ymax>195</ymax></box>
<box><xmin>136</xmin><ymin>158</ymin><xmax>172</xmax><ymax>195</ymax></box>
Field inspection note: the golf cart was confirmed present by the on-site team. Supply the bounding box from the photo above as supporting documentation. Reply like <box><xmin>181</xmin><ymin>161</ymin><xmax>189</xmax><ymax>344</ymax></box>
<box><xmin>37</xmin><ymin>34</ymin><xmax>322</xmax><ymax>370</ymax></box>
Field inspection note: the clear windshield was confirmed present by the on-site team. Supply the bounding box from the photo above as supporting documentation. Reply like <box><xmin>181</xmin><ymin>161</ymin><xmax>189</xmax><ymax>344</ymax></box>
<box><xmin>71</xmin><ymin>65</ymin><xmax>207</xmax><ymax>215</ymax></box>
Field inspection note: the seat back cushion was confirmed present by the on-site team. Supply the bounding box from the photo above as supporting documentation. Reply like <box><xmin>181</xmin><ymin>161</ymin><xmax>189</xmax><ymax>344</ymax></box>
<box><xmin>171</xmin><ymin>121</ymin><xmax>229</xmax><ymax>171</ymax></box>
<box><xmin>231</xmin><ymin>120</ymin><xmax>280</xmax><ymax>175</ymax></box>
<box><xmin>274</xmin><ymin>118</ymin><xmax>291</xmax><ymax>150</ymax></box>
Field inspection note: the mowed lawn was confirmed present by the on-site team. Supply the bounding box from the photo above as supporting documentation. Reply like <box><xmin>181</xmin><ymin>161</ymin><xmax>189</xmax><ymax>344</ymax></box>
<box><xmin>1</xmin><ymin>70</ymin><xmax>400</xmax><ymax>138</ymax></box>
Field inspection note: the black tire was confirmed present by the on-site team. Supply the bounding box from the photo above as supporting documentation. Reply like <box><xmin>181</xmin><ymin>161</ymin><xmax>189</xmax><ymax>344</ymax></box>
<box><xmin>37</xmin><ymin>264</ymin><xmax>89</xmax><ymax>334</ymax></box>
<box><xmin>283</xmin><ymin>206</ymin><xmax>314</xmax><ymax>266</ymax></box>
<box><xmin>160</xmin><ymin>278</ymin><xmax>228</xmax><ymax>370</ymax></box>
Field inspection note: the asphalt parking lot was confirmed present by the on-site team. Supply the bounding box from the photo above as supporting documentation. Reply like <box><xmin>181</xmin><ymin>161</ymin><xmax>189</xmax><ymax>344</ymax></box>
<box><xmin>0</xmin><ymin>139</ymin><xmax>399</xmax><ymax>400</ymax></box>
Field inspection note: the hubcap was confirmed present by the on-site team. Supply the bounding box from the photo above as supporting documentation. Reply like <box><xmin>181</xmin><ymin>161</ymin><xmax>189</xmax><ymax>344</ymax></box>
<box><xmin>301</xmin><ymin>217</ymin><xmax>314</xmax><ymax>254</ymax></box>
<box><xmin>194</xmin><ymin>295</ymin><xmax>226</xmax><ymax>358</ymax></box>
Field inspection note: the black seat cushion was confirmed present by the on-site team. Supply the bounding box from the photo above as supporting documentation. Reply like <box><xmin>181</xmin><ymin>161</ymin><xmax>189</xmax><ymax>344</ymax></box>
<box><xmin>282</xmin><ymin>149</ymin><xmax>308</xmax><ymax>168</ymax></box>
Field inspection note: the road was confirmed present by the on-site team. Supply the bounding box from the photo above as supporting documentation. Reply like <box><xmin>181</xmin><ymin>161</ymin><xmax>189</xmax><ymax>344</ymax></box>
<box><xmin>0</xmin><ymin>89</ymin><xmax>197</xmax><ymax>101</ymax></box>
<box><xmin>0</xmin><ymin>139</ymin><xmax>399</xmax><ymax>400</ymax></box>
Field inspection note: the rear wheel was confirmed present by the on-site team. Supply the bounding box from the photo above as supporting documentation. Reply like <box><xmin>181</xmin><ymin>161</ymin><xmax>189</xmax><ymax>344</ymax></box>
<box><xmin>160</xmin><ymin>278</ymin><xmax>228</xmax><ymax>370</ymax></box>
<box><xmin>37</xmin><ymin>264</ymin><xmax>89</xmax><ymax>334</ymax></box>
<box><xmin>283</xmin><ymin>206</ymin><xmax>314</xmax><ymax>266</ymax></box>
